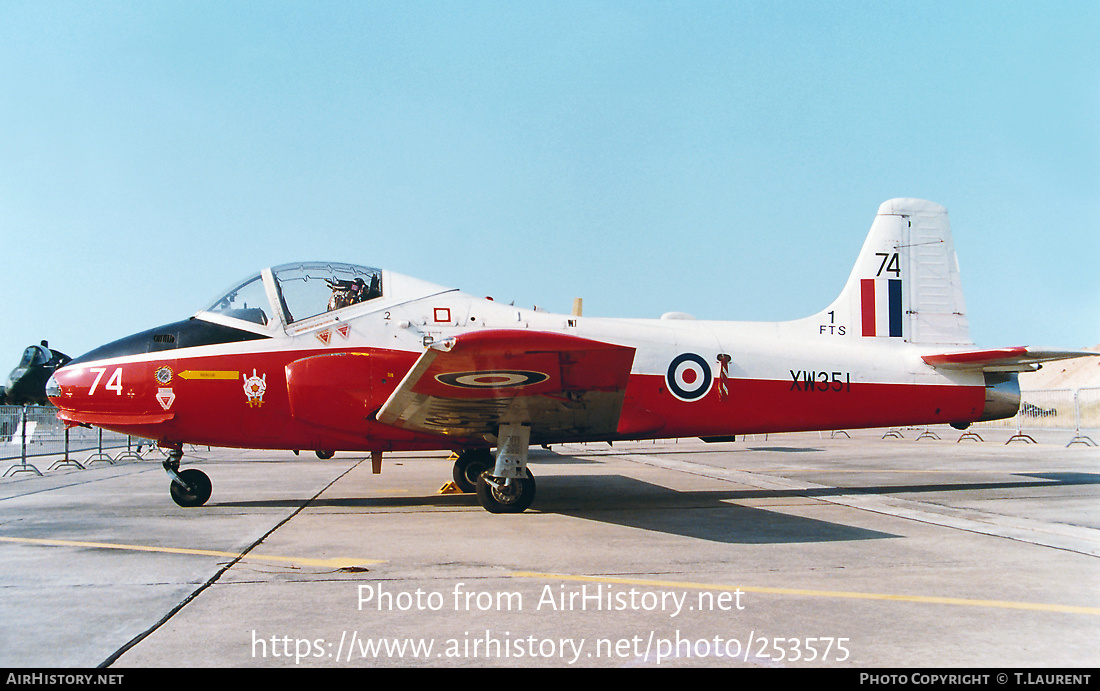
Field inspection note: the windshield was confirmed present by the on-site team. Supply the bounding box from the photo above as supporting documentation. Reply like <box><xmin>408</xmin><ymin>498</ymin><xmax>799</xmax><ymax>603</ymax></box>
<box><xmin>18</xmin><ymin>346</ymin><xmax>49</xmax><ymax>368</ymax></box>
<box><xmin>205</xmin><ymin>274</ymin><xmax>271</xmax><ymax>326</ymax></box>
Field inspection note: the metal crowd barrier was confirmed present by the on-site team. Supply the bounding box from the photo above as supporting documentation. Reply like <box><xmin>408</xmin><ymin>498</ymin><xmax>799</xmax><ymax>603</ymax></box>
<box><xmin>971</xmin><ymin>387</ymin><xmax>1099</xmax><ymax>446</ymax></box>
<box><xmin>1</xmin><ymin>405</ymin><xmax>155</xmax><ymax>477</ymax></box>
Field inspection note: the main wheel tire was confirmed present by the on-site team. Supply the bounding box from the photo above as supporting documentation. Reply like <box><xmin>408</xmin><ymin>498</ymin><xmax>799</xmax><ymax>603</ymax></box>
<box><xmin>315</xmin><ymin>450</ymin><xmax>334</xmax><ymax>459</ymax></box>
<box><xmin>452</xmin><ymin>449</ymin><xmax>493</xmax><ymax>493</ymax></box>
<box><xmin>475</xmin><ymin>469</ymin><xmax>536</xmax><ymax>513</ymax></box>
<box><xmin>170</xmin><ymin>468</ymin><xmax>212</xmax><ymax>507</ymax></box>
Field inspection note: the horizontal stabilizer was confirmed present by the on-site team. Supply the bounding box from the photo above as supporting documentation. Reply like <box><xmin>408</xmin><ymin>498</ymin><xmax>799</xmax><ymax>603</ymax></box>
<box><xmin>922</xmin><ymin>347</ymin><xmax>1098</xmax><ymax>373</ymax></box>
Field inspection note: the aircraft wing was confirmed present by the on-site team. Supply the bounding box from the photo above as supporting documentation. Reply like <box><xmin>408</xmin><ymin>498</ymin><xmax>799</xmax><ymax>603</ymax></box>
<box><xmin>922</xmin><ymin>346</ymin><xmax>1098</xmax><ymax>372</ymax></box>
<box><xmin>376</xmin><ymin>330</ymin><xmax>636</xmax><ymax>442</ymax></box>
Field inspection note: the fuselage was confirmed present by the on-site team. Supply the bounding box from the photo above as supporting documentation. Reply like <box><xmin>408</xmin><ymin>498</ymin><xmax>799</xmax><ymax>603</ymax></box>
<box><xmin>48</xmin><ymin>265</ymin><xmax>989</xmax><ymax>453</ymax></box>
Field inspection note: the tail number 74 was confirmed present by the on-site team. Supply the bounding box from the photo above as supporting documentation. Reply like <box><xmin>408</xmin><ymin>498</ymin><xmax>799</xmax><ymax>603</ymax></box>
<box><xmin>89</xmin><ymin>367</ymin><xmax>124</xmax><ymax>395</ymax></box>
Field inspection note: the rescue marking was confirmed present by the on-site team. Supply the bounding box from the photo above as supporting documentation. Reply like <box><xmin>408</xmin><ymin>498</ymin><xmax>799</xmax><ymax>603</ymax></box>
<box><xmin>435</xmin><ymin>370</ymin><xmax>549</xmax><ymax>389</ymax></box>
<box><xmin>178</xmin><ymin>370</ymin><xmax>239</xmax><ymax>380</ymax></box>
<box><xmin>666</xmin><ymin>353</ymin><xmax>712</xmax><ymax>401</ymax></box>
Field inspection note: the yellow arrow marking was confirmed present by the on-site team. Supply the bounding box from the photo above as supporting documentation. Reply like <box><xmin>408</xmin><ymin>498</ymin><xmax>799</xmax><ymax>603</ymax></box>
<box><xmin>178</xmin><ymin>370</ymin><xmax>240</xmax><ymax>380</ymax></box>
<box><xmin>0</xmin><ymin>536</ymin><xmax>383</xmax><ymax>569</ymax></box>
<box><xmin>510</xmin><ymin>572</ymin><xmax>1100</xmax><ymax>616</ymax></box>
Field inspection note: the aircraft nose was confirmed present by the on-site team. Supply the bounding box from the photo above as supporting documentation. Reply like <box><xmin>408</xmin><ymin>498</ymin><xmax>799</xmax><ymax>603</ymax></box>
<box><xmin>45</xmin><ymin>374</ymin><xmax>61</xmax><ymax>400</ymax></box>
<box><xmin>49</xmin><ymin>316</ymin><xmax>267</xmax><ymax>432</ymax></box>
<box><xmin>47</xmin><ymin>361</ymin><xmax>112</xmax><ymax>413</ymax></box>
<box><xmin>48</xmin><ymin>354</ymin><xmax>177</xmax><ymax>435</ymax></box>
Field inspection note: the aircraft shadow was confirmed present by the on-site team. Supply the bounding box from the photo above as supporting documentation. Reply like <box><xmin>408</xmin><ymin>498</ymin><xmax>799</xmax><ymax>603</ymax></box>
<box><xmin>569</xmin><ymin>444</ymin><xmax>825</xmax><ymax>457</ymax></box>
<box><xmin>214</xmin><ymin>478</ymin><xmax>890</xmax><ymax>545</ymax></box>
<box><xmin>534</xmin><ymin>474</ymin><xmax>897</xmax><ymax>544</ymax></box>
<box><xmin>212</xmin><ymin>471</ymin><xmax>1098</xmax><ymax>545</ymax></box>
<box><xmin>535</xmin><ymin>472</ymin><xmax>1100</xmax><ymax>544</ymax></box>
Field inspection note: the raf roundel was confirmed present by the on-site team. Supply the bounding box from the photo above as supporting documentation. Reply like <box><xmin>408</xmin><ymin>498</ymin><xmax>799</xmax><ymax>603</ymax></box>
<box><xmin>666</xmin><ymin>353</ymin><xmax>712</xmax><ymax>401</ymax></box>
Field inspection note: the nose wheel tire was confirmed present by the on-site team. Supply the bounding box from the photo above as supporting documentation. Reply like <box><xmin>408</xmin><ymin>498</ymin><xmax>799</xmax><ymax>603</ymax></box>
<box><xmin>475</xmin><ymin>469</ymin><xmax>536</xmax><ymax>513</ymax></box>
<box><xmin>170</xmin><ymin>468</ymin><xmax>212</xmax><ymax>507</ymax></box>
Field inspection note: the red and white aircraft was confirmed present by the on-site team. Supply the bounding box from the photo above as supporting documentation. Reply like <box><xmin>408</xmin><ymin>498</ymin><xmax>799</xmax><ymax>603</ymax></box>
<box><xmin>48</xmin><ymin>199</ymin><xmax>1094</xmax><ymax>512</ymax></box>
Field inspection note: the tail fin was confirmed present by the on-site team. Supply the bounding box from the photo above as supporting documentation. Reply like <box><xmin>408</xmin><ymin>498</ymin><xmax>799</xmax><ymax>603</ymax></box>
<box><xmin>825</xmin><ymin>198</ymin><xmax>972</xmax><ymax>346</ymax></box>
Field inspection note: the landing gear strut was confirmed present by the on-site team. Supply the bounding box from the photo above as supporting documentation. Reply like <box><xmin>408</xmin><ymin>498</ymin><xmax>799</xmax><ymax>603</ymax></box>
<box><xmin>162</xmin><ymin>446</ymin><xmax>212</xmax><ymax>507</ymax></box>
<box><xmin>470</xmin><ymin>423</ymin><xmax>536</xmax><ymax>514</ymax></box>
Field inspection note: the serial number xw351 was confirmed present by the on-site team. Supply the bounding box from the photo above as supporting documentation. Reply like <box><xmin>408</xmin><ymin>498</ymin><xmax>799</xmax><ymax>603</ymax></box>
<box><xmin>790</xmin><ymin>370</ymin><xmax>852</xmax><ymax>393</ymax></box>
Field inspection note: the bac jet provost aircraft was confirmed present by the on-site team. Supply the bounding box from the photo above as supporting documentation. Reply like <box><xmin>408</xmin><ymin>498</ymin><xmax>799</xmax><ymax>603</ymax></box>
<box><xmin>47</xmin><ymin>199</ymin><xmax>1095</xmax><ymax>513</ymax></box>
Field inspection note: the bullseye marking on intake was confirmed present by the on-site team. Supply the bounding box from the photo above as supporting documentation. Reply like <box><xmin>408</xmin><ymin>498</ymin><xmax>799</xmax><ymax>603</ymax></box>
<box><xmin>436</xmin><ymin>370</ymin><xmax>549</xmax><ymax>389</ymax></box>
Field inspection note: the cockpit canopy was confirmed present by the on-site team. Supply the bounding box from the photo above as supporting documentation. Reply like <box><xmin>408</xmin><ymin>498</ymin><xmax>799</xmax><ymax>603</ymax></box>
<box><xmin>18</xmin><ymin>345</ymin><xmax>51</xmax><ymax>368</ymax></box>
<box><xmin>65</xmin><ymin>263</ymin><xmax>452</xmax><ymax>366</ymax></box>
<box><xmin>203</xmin><ymin>262</ymin><xmax>384</xmax><ymax>328</ymax></box>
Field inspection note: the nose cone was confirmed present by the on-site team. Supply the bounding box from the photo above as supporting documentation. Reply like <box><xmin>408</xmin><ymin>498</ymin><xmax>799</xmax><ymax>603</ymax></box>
<box><xmin>48</xmin><ymin>354</ymin><xmax>175</xmax><ymax>434</ymax></box>
<box><xmin>46</xmin><ymin>321</ymin><xmax>190</xmax><ymax>430</ymax></box>
<box><xmin>47</xmin><ymin>316</ymin><xmax>268</xmax><ymax>435</ymax></box>
<box><xmin>45</xmin><ymin>373</ymin><xmax>61</xmax><ymax>400</ymax></box>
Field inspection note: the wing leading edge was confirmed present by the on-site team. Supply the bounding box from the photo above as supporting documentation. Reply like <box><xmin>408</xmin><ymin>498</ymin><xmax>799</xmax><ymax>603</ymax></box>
<box><xmin>376</xmin><ymin>330</ymin><xmax>636</xmax><ymax>443</ymax></box>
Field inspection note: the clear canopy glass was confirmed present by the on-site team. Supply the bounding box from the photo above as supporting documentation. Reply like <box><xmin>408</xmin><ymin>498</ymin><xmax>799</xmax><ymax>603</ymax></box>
<box><xmin>205</xmin><ymin>274</ymin><xmax>271</xmax><ymax>325</ymax></box>
<box><xmin>272</xmin><ymin>263</ymin><xmax>382</xmax><ymax>324</ymax></box>
<box><xmin>18</xmin><ymin>345</ymin><xmax>50</xmax><ymax>368</ymax></box>
<box><xmin>204</xmin><ymin>262</ymin><xmax>383</xmax><ymax>327</ymax></box>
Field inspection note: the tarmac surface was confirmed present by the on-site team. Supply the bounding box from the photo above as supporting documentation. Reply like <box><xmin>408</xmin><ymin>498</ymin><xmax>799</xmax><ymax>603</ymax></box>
<box><xmin>1</xmin><ymin>427</ymin><xmax>1098</xmax><ymax>669</ymax></box>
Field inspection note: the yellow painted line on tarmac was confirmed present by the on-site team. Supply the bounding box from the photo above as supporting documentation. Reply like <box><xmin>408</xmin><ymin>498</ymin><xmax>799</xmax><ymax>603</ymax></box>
<box><xmin>511</xmin><ymin>572</ymin><xmax>1100</xmax><ymax>616</ymax></box>
<box><xmin>0</xmin><ymin>536</ymin><xmax>382</xmax><ymax>569</ymax></box>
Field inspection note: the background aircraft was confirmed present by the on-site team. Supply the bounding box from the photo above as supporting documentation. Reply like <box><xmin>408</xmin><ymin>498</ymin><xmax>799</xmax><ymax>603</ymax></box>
<box><xmin>2</xmin><ymin>341</ymin><xmax>70</xmax><ymax>406</ymax></box>
<box><xmin>47</xmin><ymin>199</ymin><xmax>1095</xmax><ymax>513</ymax></box>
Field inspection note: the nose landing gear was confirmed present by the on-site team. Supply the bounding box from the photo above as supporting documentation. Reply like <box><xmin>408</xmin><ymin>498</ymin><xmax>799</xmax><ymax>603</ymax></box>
<box><xmin>162</xmin><ymin>446</ymin><xmax>212</xmax><ymax>507</ymax></box>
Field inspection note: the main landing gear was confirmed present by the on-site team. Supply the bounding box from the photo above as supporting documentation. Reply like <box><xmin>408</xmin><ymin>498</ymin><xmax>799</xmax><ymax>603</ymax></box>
<box><xmin>451</xmin><ymin>424</ymin><xmax>537</xmax><ymax>514</ymax></box>
<box><xmin>452</xmin><ymin>448</ymin><xmax>493</xmax><ymax>493</ymax></box>
<box><xmin>475</xmin><ymin>469</ymin><xmax>536</xmax><ymax>514</ymax></box>
<box><xmin>162</xmin><ymin>446</ymin><xmax>212</xmax><ymax>508</ymax></box>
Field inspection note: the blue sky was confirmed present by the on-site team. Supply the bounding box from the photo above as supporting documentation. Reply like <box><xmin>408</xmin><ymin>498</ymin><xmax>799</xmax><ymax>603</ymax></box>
<box><xmin>1</xmin><ymin>1</ymin><xmax>1097</xmax><ymax>368</ymax></box>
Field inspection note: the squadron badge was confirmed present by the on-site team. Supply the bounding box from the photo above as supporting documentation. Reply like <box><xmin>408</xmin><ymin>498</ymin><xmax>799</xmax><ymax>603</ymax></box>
<box><xmin>243</xmin><ymin>369</ymin><xmax>267</xmax><ymax>407</ymax></box>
